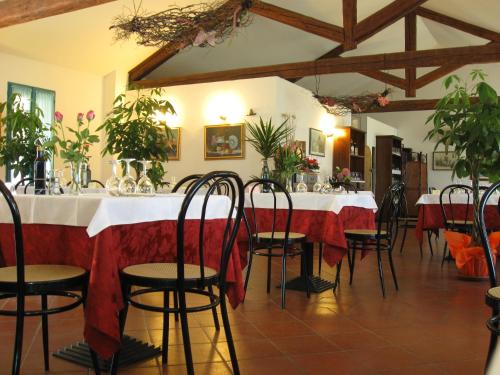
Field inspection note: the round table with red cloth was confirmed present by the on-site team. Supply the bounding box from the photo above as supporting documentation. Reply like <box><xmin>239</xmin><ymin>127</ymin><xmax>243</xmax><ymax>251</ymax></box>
<box><xmin>239</xmin><ymin>206</ymin><xmax>376</xmax><ymax>266</ymax></box>
<box><xmin>415</xmin><ymin>204</ymin><xmax>500</xmax><ymax>244</ymax></box>
<box><xmin>0</xmin><ymin>219</ymin><xmax>244</xmax><ymax>359</ymax></box>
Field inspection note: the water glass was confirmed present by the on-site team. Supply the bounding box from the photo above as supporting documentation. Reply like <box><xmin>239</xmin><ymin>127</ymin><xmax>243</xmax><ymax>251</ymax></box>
<box><xmin>312</xmin><ymin>174</ymin><xmax>322</xmax><ymax>193</ymax></box>
<box><xmin>137</xmin><ymin>160</ymin><xmax>155</xmax><ymax>195</ymax></box>
<box><xmin>118</xmin><ymin>158</ymin><xmax>137</xmax><ymax>195</ymax></box>
<box><xmin>320</xmin><ymin>176</ymin><xmax>333</xmax><ymax>194</ymax></box>
<box><xmin>295</xmin><ymin>173</ymin><xmax>308</xmax><ymax>193</ymax></box>
<box><xmin>105</xmin><ymin>160</ymin><xmax>121</xmax><ymax>196</ymax></box>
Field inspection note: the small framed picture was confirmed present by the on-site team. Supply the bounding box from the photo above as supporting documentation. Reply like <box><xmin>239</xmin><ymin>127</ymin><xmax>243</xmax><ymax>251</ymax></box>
<box><xmin>204</xmin><ymin>124</ymin><xmax>245</xmax><ymax>160</ymax></box>
<box><xmin>432</xmin><ymin>151</ymin><xmax>457</xmax><ymax>170</ymax></box>
<box><xmin>293</xmin><ymin>140</ymin><xmax>306</xmax><ymax>154</ymax></box>
<box><xmin>309</xmin><ymin>128</ymin><xmax>326</xmax><ymax>157</ymax></box>
<box><xmin>166</xmin><ymin>128</ymin><xmax>181</xmax><ymax>161</ymax></box>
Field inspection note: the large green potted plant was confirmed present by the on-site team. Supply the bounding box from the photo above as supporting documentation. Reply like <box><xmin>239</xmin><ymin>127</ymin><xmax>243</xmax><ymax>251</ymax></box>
<box><xmin>98</xmin><ymin>88</ymin><xmax>175</xmax><ymax>188</ymax></box>
<box><xmin>0</xmin><ymin>94</ymin><xmax>53</xmax><ymax>181</ymax></box>
<box><xmin>426</xmin><ymin>70</ymin><xmax>500</xmax><ymax>266</ymax></box>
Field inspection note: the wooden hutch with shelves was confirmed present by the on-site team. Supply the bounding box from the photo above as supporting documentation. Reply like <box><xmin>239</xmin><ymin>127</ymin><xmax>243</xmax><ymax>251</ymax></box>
<box><xmin>403</xmin><ymin>151</ymin><xmax>428</xmax><ymax>217</ymax></box>
<box><xmin>375</xmin><ymin>135</ymin><xmax>403</xmax><ymax>205</ymax></box>
<box><xmin>333</xmin><ymin>127</ymin><xmax>366</xmax><ymax>186</ymax></box>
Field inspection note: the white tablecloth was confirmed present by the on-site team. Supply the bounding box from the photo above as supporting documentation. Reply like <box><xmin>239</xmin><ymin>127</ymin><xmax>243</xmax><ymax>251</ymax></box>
<box><xmin>416</xmin><ymin>193</ymin><xmax>498</xmax><ymax>205</ymax></box>
<box><xmin>244</xmin><ymin>191</ymin><xmax>377</xmax><ymax>214</ymax></box>
<box><xmin>0</xmin><ymin>193</ymin><xmax>233</xmax><ymax>237</ymax></box>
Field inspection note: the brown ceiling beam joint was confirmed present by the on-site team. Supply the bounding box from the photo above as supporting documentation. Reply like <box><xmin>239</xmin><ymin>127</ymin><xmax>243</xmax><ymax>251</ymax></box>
<box><xmin>342</xmin><ymin>0</ymin><xmax>357</xmax><ymax>50</ymax></box>
<box><xmin>405</xmin><ymin>12</ymin><xmax>417</xmax><ymax>97</ymax></box>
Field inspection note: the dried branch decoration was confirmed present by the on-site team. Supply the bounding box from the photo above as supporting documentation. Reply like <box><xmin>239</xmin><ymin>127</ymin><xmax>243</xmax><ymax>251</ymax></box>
<box><xmin>314</xmin><ymin>89</ymin><xmax>392</xmax><ymax>116</ymax></box>
<box><xmin>110</xmin><ymin>0</ymin><xmax>253</xmax><ymax>48</ymax></box>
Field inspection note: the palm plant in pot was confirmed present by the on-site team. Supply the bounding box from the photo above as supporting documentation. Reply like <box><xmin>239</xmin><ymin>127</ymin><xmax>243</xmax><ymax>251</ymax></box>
<box><xmin>98</xmin><ymin>88</ymin><xmax>175</xmax><ymax>188</ymax></box>
<box><xmin>426</xmin><ymin>70</ymin><xmax>500</xmax><ymax>277</ymax></box>
<box><xmin>246</xmin><ymin>116</ymin><xmax>292</xmax><ymax>191</ymax></box>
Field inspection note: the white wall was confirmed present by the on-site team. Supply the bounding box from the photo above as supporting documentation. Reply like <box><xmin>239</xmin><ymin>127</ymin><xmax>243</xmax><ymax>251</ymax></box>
<box><xmin>365</xmin><ymin>117</ymin><xmax>398</xmax><ymax>150</ymax></box>
<box><xmin>0</xmin><ymin>51</ymin><xmax>105</xmax><ymax>180</ymax></box>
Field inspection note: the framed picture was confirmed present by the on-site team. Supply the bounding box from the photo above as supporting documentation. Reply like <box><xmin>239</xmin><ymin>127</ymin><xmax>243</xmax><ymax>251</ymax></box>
<box><xmin>293</xmin><ymin>140</ymin><xmax>306</xmax><ymax>154</ymax></box>
<box><xmin>166</xmin><ymin>128</ymin><xmax>181</xmax><ymax>161</ymax></box>
<box><xmin>204</xmin><ymin>124</ymin><xmax>245</xmax><ymax>160</ymax></box>
<box><xmin>432</xmin><ymin>151</ymin><xmax>457</xmax><ymax>170</ymax></box>
<box><xmin>309</xmin><ymin>128</ymin><xmax>326</xmax><ymax>157</ymax></box>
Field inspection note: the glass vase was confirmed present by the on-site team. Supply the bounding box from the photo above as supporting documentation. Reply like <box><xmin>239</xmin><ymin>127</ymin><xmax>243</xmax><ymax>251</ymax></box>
<box><xmin>285</xmin><ymin>174</ymin><xmax>293</xmax><ymax>192</ymax></box>
<box><xmin>69</xmin><ymin>161</ymin><xmax>84</xmax><ymax>195</ymax></box>
<box><xmin>261</xmin><ymin>159</ymin><xmax>271</xmax><ymax>193</ymax></box>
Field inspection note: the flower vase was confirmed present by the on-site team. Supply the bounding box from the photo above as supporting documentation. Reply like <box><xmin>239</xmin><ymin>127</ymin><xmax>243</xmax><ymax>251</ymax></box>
<box><xmin>261</xmin><ymin>159</ymin><xmax>271</xmax><ymax>193</ymax></box>
<box><xmin>69</xmin><ymin>161</ymin><xmax>84</xmax><ymax>195</ymax></box>
<box><xmin>285</xmin><ymin>175</ymin><xmax>293</xmax><ymax>192</ymax></box>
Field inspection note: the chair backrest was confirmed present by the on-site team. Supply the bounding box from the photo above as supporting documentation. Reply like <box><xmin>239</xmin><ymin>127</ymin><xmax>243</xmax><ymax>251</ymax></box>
<box><xmin>439</xmin><ymin>184</ymin><xmax>473</xmax><ymax>228</ymax></box>
<box><xmin>377</xmin><ymin>182</ymin><xmax>405</xmax><ymax>240</ymax></box>
<box><xmin>172</xmin><ymin>174</ymin><xmax>216</xmax><ymax>194</ymax></box>
<box><xmin>176</xmin><ymin>171</ymin><xmax>244</xmax><ymax>293</ymax></box>
<box><xmin>0</xmin><ymin>180</ymin><xmax>26</xmax><ymax>289</ymax></box>
<box><xmin>243</xmin><ymin>178</ymin><xmax>293</xmax><ymax>247</ymax></box>
<box><xmin>478</xmin><ymin>181</ymin><xmax>500</xmax><ymax>288</ymax></box>
<box><xmin>88</xmin><ymin>179</ymin><xmax>105</xmax><ymax>188</ymax></box>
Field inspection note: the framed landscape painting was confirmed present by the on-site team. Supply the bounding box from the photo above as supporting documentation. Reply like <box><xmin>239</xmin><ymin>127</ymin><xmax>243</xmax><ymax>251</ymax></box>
<box><xmin>204</xmin><ymin>124</ymin><xmax>245</xmax><ymax>160</ymax></box>
<box><xmin>432</xmin><ymin>151</ymin><xmax>457</xmax><ymax>170</ymax></box>
<box><xmin>309</xmin><ymin>128</ymin><xmax>326</xmax><ymax>157</ymax></box>
<box><xmin>166</xmin><ymin>128</ymin><xmax>181</xmax><ymax>161</ymax></box>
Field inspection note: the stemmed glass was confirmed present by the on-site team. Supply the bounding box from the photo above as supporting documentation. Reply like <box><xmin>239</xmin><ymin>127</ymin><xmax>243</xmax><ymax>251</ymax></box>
<box><xmin>137</xmin><ymin>160</ymin><xmax>155</xmax><ymax>195</ymax></box>
<box><xmin>118</xmin><ymin>158</ymin><xmax>137</xmax><ymax>195</ymax></box>
<box><xmin>320</xmin><ymin>176</ymin><xmax>332</xmax><ymax>194</ymax></box>
<box><xmin>312</xmin><ymin>174</ymin><xmax>322</xmax><ymax>193</ymax></box>
<box><xmin>295</xmin><ymin>173</ymin><xmax>308</xmax><ymax>193</ymax></box>
<box><xmin>105</xmin><ymin>160</ymin><xmax>121</xmax><ymax>196</ymax></box>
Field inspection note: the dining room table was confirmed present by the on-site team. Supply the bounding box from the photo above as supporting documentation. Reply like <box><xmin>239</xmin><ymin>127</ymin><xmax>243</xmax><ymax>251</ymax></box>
<box><xmin>0</xmin><ymin>192</ymin><xmax>245</xmax><ymax>366</ymax></box>
<box><xmin>415</xmin><ymin>192</ymin><xmax>500</xmax><ymax>245</ymax></box>
<box><xmin>240</xmin><ymin>190</ymin><xmax>378</xmax><ymax>292</ymax></box>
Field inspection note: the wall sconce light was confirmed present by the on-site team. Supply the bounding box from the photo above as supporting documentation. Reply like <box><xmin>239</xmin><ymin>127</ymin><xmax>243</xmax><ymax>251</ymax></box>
<box><xmin>246</xmin><ymin>108</ymin><xmax>257</xmax><ymax>117</ymax></box>
<box><xmin>219</xmin><ymin>115</ymin><xmax>227</xmax><ymax>122</ymax></box>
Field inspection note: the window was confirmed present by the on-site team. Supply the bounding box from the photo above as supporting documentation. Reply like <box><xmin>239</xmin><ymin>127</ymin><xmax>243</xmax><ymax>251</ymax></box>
<box><xmin>6</xmin><ymin>82</ymin><xmax>55</xmax><ymax>182</ymax></box>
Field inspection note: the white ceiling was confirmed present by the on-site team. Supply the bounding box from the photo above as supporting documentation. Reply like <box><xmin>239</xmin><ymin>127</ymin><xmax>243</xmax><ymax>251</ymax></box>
<box><xmin>0</xmin><ymin>0</ymin><xmax>498</xmax><ymax>96</ymax></box>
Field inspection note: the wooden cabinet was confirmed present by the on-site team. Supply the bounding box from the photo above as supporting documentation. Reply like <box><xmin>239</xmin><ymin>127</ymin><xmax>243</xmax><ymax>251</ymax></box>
<box><xmin>404</xmin><ymin>152</ymin><xmax>428</xmax><ymax>217</ymax></box>
<box><xmin>375</xmin><ymin>135</ymin><xmax>403</xmax><ymax>205</ymax></box>
<box><xmin>333</xmin><ymin>127</ymin><xmax>366</xmax><ymax>185</ymax></box>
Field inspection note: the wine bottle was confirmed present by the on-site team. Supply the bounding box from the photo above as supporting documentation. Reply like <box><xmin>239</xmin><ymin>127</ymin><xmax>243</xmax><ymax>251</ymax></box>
<box><xmin>261</xmin><ymin>159</ymin><xmax>270</xmax><ymax>193</ymax></box>
<box><xmin>34</xmin><ymin>146</ymin><xmax>46</xmax><ymax>195</ymax></box>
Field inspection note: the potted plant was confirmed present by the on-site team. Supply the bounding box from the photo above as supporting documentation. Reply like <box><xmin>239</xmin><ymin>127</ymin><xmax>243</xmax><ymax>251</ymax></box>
<box><xmin>98</xmin><ymin>88</ymin><xmax>175</xmax><ymax>188</ymax></box>
<box><xmin>273</xmin><ymin>143</ymin><xmax>304</xmax><ymax>192</ymax></box>
<box><xmin>0</xmin><ymin>94</ymin><xmax>53</xmax><ymax>181</ymax></box>
<box><xmin>48</xmin><ymin>110</ymin><xmax>100</xmax><ymax>194</ymax></box>
<box><xmin>426</xmin><ymin>70</ymin><xmax>500</xmax><ymax>276</ymax></box>
<box><xmin>246</xmin><ymin>116</ymin><xmax>293</xmax><ymax>183</ymax></box>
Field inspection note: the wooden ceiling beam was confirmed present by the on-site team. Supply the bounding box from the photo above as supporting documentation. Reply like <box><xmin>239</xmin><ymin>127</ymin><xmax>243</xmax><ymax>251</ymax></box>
<box><xmin>354</xmin><ymin>0</ymin><xmax>428</xmax><ymax>44</ymax></box>
<box><xmin>0</xmin><ymin>0</ymin><xmax>117</xmax><ymax>28</ymax></box>
<box><xmin>250</xmin><ymin>1</ymin><xmax>344</xmax><ymax>42</ymax></box>
<box><xmin>405</xmin><ymin>12</ymin><xmax>417</xmax><ymax>97</ymax></box>
<box><xmin>342</xmin><ymin>0</ymin><xmax>357</xmax><ymax>50</ymax></box>
<box><xmin>415</xmin><ymin>64</ymin><xmax>464</xmax><ymax>89</ymax></box>
<box><xmin>416</xmin><ymin>7</ymin><xmax>500</xmax><ymax>42</ymax></box>
<box><xmin>131</xmin><ymin>43</ymin><xmax>500</xmax><ymax>88</ymax></box>
<box><xmin>358</xmin><ymin>71</ymin><xmax>406</xmax><ymax>90</ymax></box>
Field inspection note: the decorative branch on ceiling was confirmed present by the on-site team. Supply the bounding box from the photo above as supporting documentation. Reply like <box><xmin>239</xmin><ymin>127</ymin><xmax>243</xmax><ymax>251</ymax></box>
<box><xmin>110</xmin><ymin>0</ymin><xmax>253</xmax><ymax>48</ymax></box>
<box><xmin>314</xmin><ymin>89</ymin><xmax>392</xmax><ymax>116</ymax></box>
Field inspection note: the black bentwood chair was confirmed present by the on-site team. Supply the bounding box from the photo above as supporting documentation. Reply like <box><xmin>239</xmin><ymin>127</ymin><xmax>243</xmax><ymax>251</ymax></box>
<box><xmin>440</xmin><ymin>184</ymin><xmax>474</xmax><ymax>266</ymax></box>
<box><xmin>110</xmin><ymin>171</ymin><xmax>244</xmax><ymax>375</ymax></box>
<box><xmin>341</xmin><ymin>182</ymin><xmax>404</xmax><ymax>297</ymax></box>
<box><xmin>0</xmin><ymin>180</ymin><xmax>100</xmax><ymax>375</ymax></box>
<box><xmin>478</xmin><ymin>181</ymin><xmax>500</xmax><ymax>373</ymax></box>
<box><xmin>243</xmin><ymin>178</ymin><xmax>310</xmax><ymax>309</ymax></box>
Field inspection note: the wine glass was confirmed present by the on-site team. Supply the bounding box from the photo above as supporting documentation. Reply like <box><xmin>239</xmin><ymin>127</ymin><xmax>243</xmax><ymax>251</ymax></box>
<box><xmin>105</xmin><ymin>160</ymin><xmax>121</xmax><ymax>196</ymax></box>
<box><xmin>320</xmin><ymin>176</ymin><xmax>332</xmax><ymax>194</ymax></box>
<box><xmin>118</xmin><ymin>158</ymin><xmax>136</xmax><ymax>195</ymax></box>
<box><xmin>312</xmin><ymin>174</ymin><xmax>322</xmax><ymax>193</ymax></box>
<box><xmin>137</xmin><ymin>160</ymin><xmax>155</xmax><ymax>195</ymax></box>
<box><xmin>295</xmin><ymin>173</ymin><xmax>308</xmax><ymax>193</ymax></box>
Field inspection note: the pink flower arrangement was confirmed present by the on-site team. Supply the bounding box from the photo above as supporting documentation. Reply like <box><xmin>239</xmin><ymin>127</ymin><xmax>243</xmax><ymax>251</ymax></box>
<box><xmin>377</xmin><ymin>95</ymin><xmax>390</xmax><ymax>107</ymax></box>
<box><xmin>332</xmin><ymin>166</ymin><xmax>351</xmax><ymax>184</ymax></box>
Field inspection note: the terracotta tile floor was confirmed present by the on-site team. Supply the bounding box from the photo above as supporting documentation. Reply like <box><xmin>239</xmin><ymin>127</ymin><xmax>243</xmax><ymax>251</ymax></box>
<box><xmin>0</xmin><ymin>231</ymin><xmax>493</xmax><ymax>374</ymax></box>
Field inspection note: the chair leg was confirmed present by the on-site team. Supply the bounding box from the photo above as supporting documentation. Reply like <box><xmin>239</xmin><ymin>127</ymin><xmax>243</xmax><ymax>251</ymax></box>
<box><xmin>220</xmin><ymin>295</ymin><xmax>240</xmax><ymax>375</ymax></box>
<box><xmin>12</xmin><ymin>296</ymin><xmax>25</xmax><ymax>375</ymax></box>
<box><xmin>280</xmin><ymin>253</ymin><xmax>287</xmax><ymax>309</ymax></box>
<box><xmin>349</xmin><ymin>241</ymin><xmax>357</xmax><ymax>286</ymax></box>
<box><xmin>441</xmin><ymin>242</ymin><xmax>448</xmax><ymax>268</ymax></box>
<box><xmin>318</xmin><ymin>243</ymin><xmax>323</xmax><ymax>276</ymax></box>
<box><xmin>162</xmin><ymin>290</ymin><xmax>170</xmax><ymax>366</ymax></box>
<box><xmin>178</xmin><ymin>289</ymin><xmax>194</xmax><ymax>375</ymax></box>
<box><xmin>109</xmin><ymin>284</ymin><xmax>131</xmax><ymax>375</ymax></box>
<box><xmin>40</xmin><ymin>294</ymin><xmax>50</xmax><ymax>371</ymax></box>
<box><xmin>301</xmin><ymin>246</ymin><xmax>310</xmax><ymax>299</ymax></box>
<box><xmin>399</xmin><ymin>226</ymin><xmax>408</xmax><ymax>253</ymax></box>
<box><xmin>333</xmin><ymin>259</ymin><xmax>342</xmax><ymax>293</ymax></box>
<box><xmin>388</xmin><ymin>249</ymin><xmax>399</xmax><ymax>291</ymax></box>
<box><xmin>485</xmin><ymin>331</ymin><xmax>498</xmax><ymax>373</ymax></box>
<box><xmin>208</xmin><ymin>284</ymin><xmax>220</xmax><ymax>330</ymax></box>
<box><xmin>266</xmin><ymin>248</ymin><xmax>272</xmax><ymax>294</ymax></box>
<box><xmin>376</xmin><ymin>246</ymin><xmax>386</xmax><ymax>298</ymax></box>
<box><xmin>243</xmin><ymin>250</ymin><xmax>254</xmax><ymax>300</ymax></box>
<box><xmin>173</xmin><ymin>290</ymin><xmax>179</xmax><ymax>322</ymax></box>
<box><xmin>426</xmin><ymin>230</ymin><xmax>434</xmax><ymax>256</ymax></box>
<box><xmin>82</xmin><ymin>284</ymin><xmax>101</xmax><ymax>375</ymax></box>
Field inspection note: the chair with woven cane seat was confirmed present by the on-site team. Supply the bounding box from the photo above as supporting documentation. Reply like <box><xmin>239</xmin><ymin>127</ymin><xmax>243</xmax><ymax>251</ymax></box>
<box><xmin>440</xmin><ymin>184</ymin><xmax>474</xmax><ymax>265</ymax></box>
<box><xmin>478</xmin><ymin>181</ymin><xmax>500</xmax><ymax>373</ymax></box>
<box><xmin>243</xmin><ymin>178</ymin><xmax>310</xmax><ymax>309</ymax></box>
<box><xmin>0</xmin><ymin>180</ymin><xmax>100</xmax><ymax>375</ymax></box>
<box><xmin>342</xmin><ymin>182</ymin><xmax>404</xmax><ymax>297</ymax></box>
<box><xmin>109</xmin><ymin>171</ymin><xmax>244</xmax><ymax>375</ymax></box>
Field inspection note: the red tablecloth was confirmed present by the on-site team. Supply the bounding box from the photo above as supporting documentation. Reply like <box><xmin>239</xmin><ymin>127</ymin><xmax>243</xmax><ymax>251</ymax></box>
<box><xmin>415</xmin><ymin>204</ymin><xmax>500</xmax><ymax>243</ymax></box>
<box><xmin>0</xmin><ymin>219</ymin><xmax>244</xmax><ymax>359</ymax></box>
<box><xmin>239</xmin><ymin>207</ymin><xmax>376</xmax><ymax>266</ymax></box>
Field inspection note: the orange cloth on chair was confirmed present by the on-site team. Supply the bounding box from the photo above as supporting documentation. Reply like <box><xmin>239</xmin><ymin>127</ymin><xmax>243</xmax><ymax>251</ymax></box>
<box><xmin>444</xmin><ymin>231</ymin><xmax>500</xmax><ymax>276</ymax></box>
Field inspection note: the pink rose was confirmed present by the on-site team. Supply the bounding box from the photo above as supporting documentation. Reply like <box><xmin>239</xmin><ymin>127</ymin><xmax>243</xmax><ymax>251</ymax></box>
<box><xmin>54</xmin><ymin>111</ymin><xmax>63</xmax><ymax>122</ymax></box>
<box><xmin>86</xmin><ymin>110</ymin><xmax>95</xmax><ymax>121</ymax></box>
<box><xmin>77</xmin><ymin>113</ymin><xmax>84</xmax><ymax>122</ymax></box>
<box><xmin>377</xmin><ymin>96</ymin><xmax>390</xmax><ymax>107</ymax></box>
<box><xmin>342</xmin><ymin>168</ymin><xmax>350</xmax><ymax>177</ymax></box>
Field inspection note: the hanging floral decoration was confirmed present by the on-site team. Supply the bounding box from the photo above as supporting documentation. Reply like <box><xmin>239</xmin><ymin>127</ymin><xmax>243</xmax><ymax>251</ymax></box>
<box><xmin>110</xmin><ymin>0</ymin><xmax>253</xmax><ymax>48</ymax></box>
<box><xmin>314</xmin><ymin>89</ymin><xmax>392</xmax><ymax>116</ymax></box>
